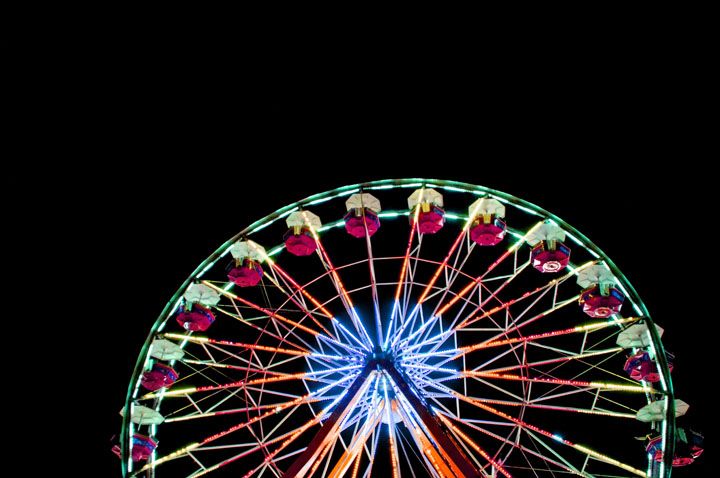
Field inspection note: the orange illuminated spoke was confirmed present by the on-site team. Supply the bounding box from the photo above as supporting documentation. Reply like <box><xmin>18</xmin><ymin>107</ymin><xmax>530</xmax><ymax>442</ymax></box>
<box><xmin>437</xmin><ymin>414</ymin><xmax>512</xmax><ymax>478</ymax></box>
<box><xmin>270</xmin><ymin>262</ymin><xmax>335</xmax><ymax>320</ymax></box>
<box><xmin>433</xmin><ymin>222</ymin><xmax>543</xmax><ymax>319</ymax></box>
<box><xmin>202</xmin><ymin>281</ymin><xmax>323</xmax><ymax>338</ymax></box>
<box><xmin>461</xmin><ymin>370</ymin><xmax>653</xmax><ymax>393</ymax></box>
<box><xmin>163</xmin><ymin>333</ymin><xmax>312</xmax><ymax>355</ymax></box>
<box><xmin>314</xmin><ymin>238</ymin><xmax>374</xmax><ymax>348</ymax></box>
<box><xmin>448</xmin><ymin>391</ymin><xmax>647</xmax><ymax>477</ymax></box>
<box><xmin>141</xmin><ymin>365</ymin><xmax>361</xmax><ymax>399</ymax></box>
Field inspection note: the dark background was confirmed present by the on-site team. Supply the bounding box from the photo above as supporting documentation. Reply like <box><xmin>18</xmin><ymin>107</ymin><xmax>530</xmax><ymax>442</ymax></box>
<box><xmin>8</xmin><ymin>21</ymin><xmax>711</xmax><ymax>476</ymax></box>
<box><xmin>84</xmin><ymin>162</ymin><xmax>710</xmax><ymax>476</ymax></box>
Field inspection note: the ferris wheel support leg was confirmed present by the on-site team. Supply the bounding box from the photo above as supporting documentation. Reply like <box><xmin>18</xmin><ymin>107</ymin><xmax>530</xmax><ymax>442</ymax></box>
<box><xmin>281</xmin><ymin>362</ymin><xmax>376</xmax><ymax>478</ymax></box>
<box><xmin>382</xmin><ymin>360</ymin><xmax>482</xmax><ymax>478</ymax></box>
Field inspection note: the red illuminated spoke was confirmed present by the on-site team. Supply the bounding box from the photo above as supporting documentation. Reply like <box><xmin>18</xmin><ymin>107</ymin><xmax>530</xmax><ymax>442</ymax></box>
<box><xmin>203</xmin><ymin>282</ymin><xmax>327</xmax><ymax>340</ymax></box>
<box><xmin>439</xmin><ymin>411</ymin><xmax>585</xmax><ymax>477</ymax></box>
<box><xmin>314</xmin><ymin>238</ymin><xmax>374</xmax><ymax>348</ymax></box>
<box><xmin>400</xmin><ymin>264</ymin><xmax>586</xmax><ymax>360</ymax></box>
<box><xmin>133</xmin><ymin>382</ymin><xmax>344</xmax><ymax>475</ymax></box>
<box><xmin>444</xmin><ymin>389</ymin><xmax>647</xmax><ymax>477</ymax></box>
<box><xmin>432</xmin><ymin>222</ymin><xmax>544</xmax><ymax>320</ymax></box>
<box><xmin>262</xmin><ymin>266</ymin><xmax>337</xmax><ymax>338</ymax></box>
<box><xmin>210</xmin><ymin>306</ymin><xmax>318</xmax><ymax>354</ymax></box>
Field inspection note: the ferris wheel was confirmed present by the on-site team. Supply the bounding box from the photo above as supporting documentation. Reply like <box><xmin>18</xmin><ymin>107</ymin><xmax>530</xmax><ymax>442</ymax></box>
<box><xmin>119</xmin><ymin>179</ymin><xmax>701</xmax><ymax>478</ymax></box>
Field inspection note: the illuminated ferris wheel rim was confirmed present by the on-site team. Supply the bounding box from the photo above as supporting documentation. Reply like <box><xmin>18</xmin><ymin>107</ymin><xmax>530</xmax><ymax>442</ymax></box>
<box><xmin>121</xmin><ymin>178</ymin><xmax>677</xmax><ymax>477</ymax></box>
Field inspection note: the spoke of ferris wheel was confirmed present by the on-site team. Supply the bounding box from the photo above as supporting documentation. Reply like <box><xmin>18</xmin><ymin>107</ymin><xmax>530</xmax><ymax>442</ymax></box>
<box><xmin>159</xmin><ymin>349</ymin><xmax>272</xmax><ymax>413</ymax></box>
<box><xmin>399</xmin><ymin>237</ymin><xmax>426</xmax><ymax>321</ymax></box>
<box><xmin>402</xmin><ymin>316</ymin><xmax>638</xmax><ymax>365</ymax></box>
<box><xmin>161</xmin><ymin>375</ymin><xmax>356</xmax><ymax>475</ymax></box>
<box><xmin>184</xmin><ymin>415</ymin><xmax>321</xmax><ymax>478</ymax></box>
<box><xmin>387</xmin><ymin>386</ymin><xmax>452</xmax><ymax>478</ymax></box>
<box><xmin>359</xmin><ymin>373</ymin><xmax>384</xmax><ymax>478</ymax></box>
<box><xmin>432</xmin><ymin>221</ymin><xmax>544</xmax><ymax>320</ymax></box>
<box><xmin>141</xmin><ymin>364</ymin><xmax>362</xmax><ymax>399</ymax></box>
<box><xmin>265</xmin><ymin>262</ymin><xmax>332</xmax><ymax>318</ymax></box>
<box><xmin>299</xmin><ymin>211</ymin><xmax>373</xmax><ymax>350</ymax></box>
<box><xmin>202</xmin><ymin>281</ymin><xmax>322</xmax><ymax>338</ymax></box>
<box><xmin>524</xmin><ymin>343</ymin><xmax>631</xmax><ymax>386</ymax></box>
<box><xmin>265</xmin><ymin>263</ymin><xmax>371</xmax><ymax>356</ymax></box>
<box><xmin>419</xmin><ymin>197</ymin><xmax>500</xmax><ymax>304</ymax></box>
<box><xmin>388</xmin><ymin>228</ymin><xmax>468</xmax><ymax>350</ymax></box>
<box><xmin>327</xmin><ymin>394</ymin><xmax>386</xmax><ymax>478</ymax></box>
<box><xmin>444</xmin><ymin>389</ymin><xmax>647</xmax><ymax>477</ymax></box>
<box><xmin>459</xmin><ymin>316</ymin><xmax>639</xmax><ymax>356</ymax></box>
<box><xmin>426</xmin><ymin>311</ymin><xmax>556</xmax><ymax>378</ymax></box>
<box><xmin>440</xmin><ymin>387</ymin><xmax>637</xmax><ymax>419</ymax></box>
<box><xmin>202</xmin><ymin>281</ymin><xmax>364</xmax><ymax>356</ymax></box>
<box><xmin>166</xmin><ymin>359</ymin><xmax>300</xmax><ymax>415</ymax></box>
<box><xmin>362</xmin><ymin>412</ymin><xmax>383</xmax><ymax>478</ymax></box>
<box><xmin>387</xmin><ymin>223</ymin><xmax>470</xmax><ymax>348</ymax></box>
<box><xmin>214</xmin><ymin>303</ymin><xmax>285</xmax><ymax>337</ymax></box>
<box><xmin>351</xmin><ymin>200</ymin><xmax>385</xmax><ymax>346</ymax></box>
<box><xmin>392</xmin><ymin>203</ymin><xmax>420</xmax><ymax>315</ymax></box>
<box><xmin>397</xmin><ymin>265</ymin><xmax>532</xmax><ymax>359</ymax></box>
<box><xmin>133</xmin><ymin>387</ymin><xmax>336</xmax><ymax>476</ymax></box>
<box><xmin>211</xmin><ymin>306</ymin><xmax>325</xmax><ymax>356</ymax></box>
<box><xmin>312</xmin><ymin>236</ymin><xmax>374</xmax><ymax>349</ymax></box>
<box><xmin>424</xmin><ymin>376</ymin><xmax>637</xmax><ymax>419</ymax></box>
<box><xmin>262</xmin><ymin>267</ymin><xmax>338</xmax><ymax>340</ymax></box>
<box><xmin>246</xmin><ymin>238</ymin><xmax>336</xmax><ymax>327</ymax></box>
<box><xmin>396</xmin><ymin>260</ymin><xmax>584</xmax><ymax>356</ymax></box>
<box><xmin>527</xmin><ymin>349</ymin><xmax>639</xmax><ymax>412</ymax></box>
<box><xmin>210</xmin><ymin>413</ymin><xmax>325</xmax><ymax>478</ymax></box>
<box><xmin>268</xmin><ymin>265</ymin><xmax>368</xmax><ymax>353</ymax></box>
<box><xmin>523</xmin><ymin>429</ymin><xmax>599</xmax><ymax>478</ymax></box>
<box><xmin>436</xmin><ymin>413</ymin><xmax>512</xmax><ymax>478</ymax></box>
<box><xmin>395</xmin><ymin>200</ymin><xmax>517</xmax><ymax>345</ymax></box>
<box><xmin>281</xmin><ymin>368</ymin><xmax>377</xmax><ymax>478</ymax></box>
<box><xmin>163</xmin><ymin>332</ymin><xmax>318</xmax><ymax>357</ymax></box>
<box><xmin>438</xmin><ymin>411</ymin><xmax>590</xmax><ymax>478</ymax></box>
<box><xmin>392</xmin><ymin>187</ymin><xmax>429</xmax><ymax>318</ymax></box>
<box><xmin>399</xmin><ymin>247</ymin><xmax>487</xmax><ymax>355</ymax></box>
<box><xmin>399</xmin><ymin>301</ymin><xmax>582</xmax><ymax>364</ymax></box>
<box><xmin>394</xmin><ymin>430</ymin><xmax>423</xmax><ymax>478</ymax></box>
<box><xmin>391</xmin><ymin>401</ymin><xmax>449</xmax><ymax>478</ymax></box>
<box><xmin>479</xmin><ymin>347</ymin><xmax>625</xmax><ymax>374</ymax></box>
<box><xmin>201</xmin><ymin>342</ymin><xmax>304</xmax><ymax>379</ymax></box>
<box><xmin>439</xmin><ymin>260</ymin><xmax>531</xmax><ymax>337</ymax></box>
<box><xmin>163</xmin><ymin>396</ymin><xmax>333</xmax><ymax>424</ymax></box>
<box><xmin>457</xmin><ymin>261</ymin><xmax>596</xmax><ymax>332</ymax></box>
<box><xmin>381</xmin><ymin>378</ymin><xmax>401</xmax><ymax>478</ymax></box>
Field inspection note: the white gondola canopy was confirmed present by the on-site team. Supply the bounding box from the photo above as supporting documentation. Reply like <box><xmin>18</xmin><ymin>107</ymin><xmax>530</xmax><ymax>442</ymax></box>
<box><xmin>149</xmin><ymin>339</ymin><xmax>186</xmax><ymax>361</ymax></box>
<box><xmin>616</xmin><ymin>323</ymin><xmax>665</xmax><ymax>349</ymax></box>
<box><xmin>123</xmin><ymin>404</ymin><xmax>165</xmax><ymax>425</ymax></box>
<box><xmin>468</xmin><ymin>197</ymin><xmax>505</xmax><ymax>219</ymax></box>
<box><xmin>230</xmin><ymin>240</ymin><xmax>266</xmax><ymax>262</ymax></box>
<box><xmin>576</xmin><ymin>264</ymin><xmax>615</xmax><ymax>288</ymax></box>
<box><xmin>345</xmin><ymin>193</ymin><xmax>381</xmax><ymax>213</ymax></box>
<box><xmin>636</xmin><ymin>399</ymin><xmax>689</xmax><ymax>422</ymax></box>
<box><xmin>526</xmin><ymin>223</ymin><xmax>566</xmax><ymax>246</ymax></box>
<box><xmin>285</xmin><ymin>210</ymin><xmax>322</xmax><ymax>229</ymax></box>
<box><xmin>183</xmin><ymin>283</ymin><xmax>221</xmax><ymax>307</ymax></box>
<box><xmin>407</xmin><ymin>188</ymin><xmax>444</xmax><ymax>209</ymax></box>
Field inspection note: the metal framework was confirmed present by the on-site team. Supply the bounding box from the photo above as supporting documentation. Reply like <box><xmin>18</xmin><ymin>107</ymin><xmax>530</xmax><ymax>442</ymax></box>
<box><xmin>120</xmin><ymin>179</ymin><xmax>676</xmax><ymax>478</ymax></box>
